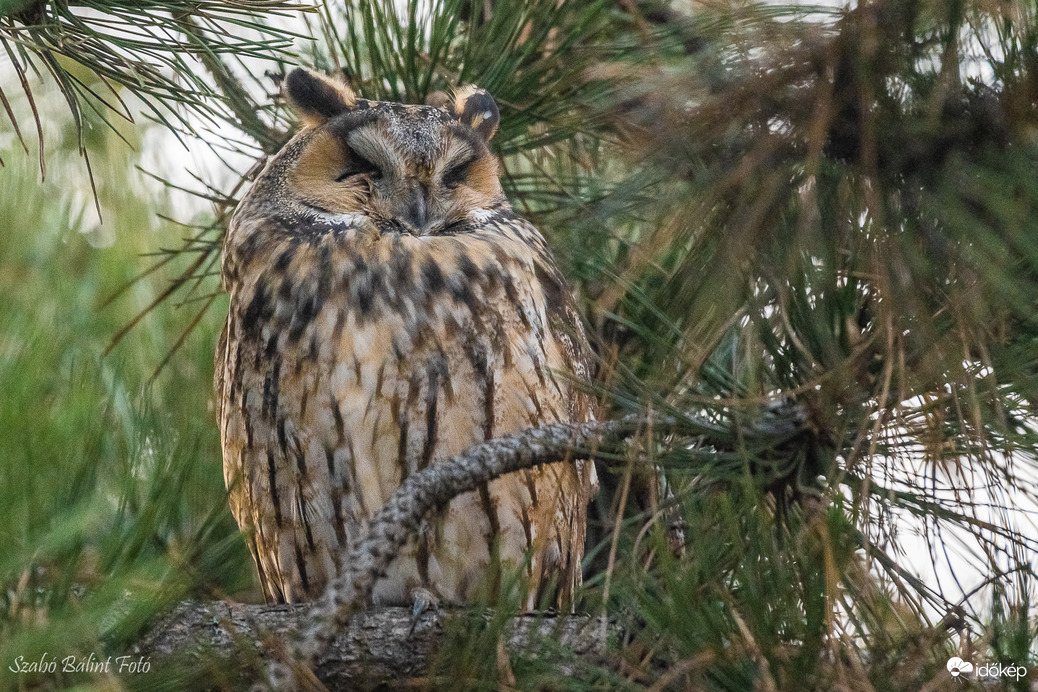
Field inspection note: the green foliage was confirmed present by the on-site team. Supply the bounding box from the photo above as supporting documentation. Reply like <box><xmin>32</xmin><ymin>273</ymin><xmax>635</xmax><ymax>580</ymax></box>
<box><xmin>0</xmin><ymin>115</ymin><xmax>251</xmax><ymax>689</ymax></box>
<box><xmin>0</xmin><ymin>1</ymin><xmax>305</xmax><ymax>166</ymax></box>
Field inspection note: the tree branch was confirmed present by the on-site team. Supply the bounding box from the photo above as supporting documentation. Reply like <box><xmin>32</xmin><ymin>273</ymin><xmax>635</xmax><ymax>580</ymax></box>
<box><xmin>126</xmin><ymin>405</ymin><xmax>788</xmax><ymax>689</ymax></box>
<box><xmin>280</xmin><ymin>418</ymin><xmax>643</xmax><ymax>686</ymax></box>
<box><xmin>270</xmin><ymin>411</ymin><xmax>756</xmax><ymax>688</ymax></box>
<box><xmin>138</xmin><ymin>601</ymin><xmax>612</xmax><ymax>690</ymax></box>
<box><xmin>132</xmin><ymin>407</ymin><xmax>804</xmax><ymax>688</ymax></box>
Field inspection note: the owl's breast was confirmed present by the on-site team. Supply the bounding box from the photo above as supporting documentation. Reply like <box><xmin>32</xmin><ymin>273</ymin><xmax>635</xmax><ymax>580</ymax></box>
<box><xmin>217</xmin><ymin>216</ymin><xmax>595</xmax><ymax>603</ymax></box>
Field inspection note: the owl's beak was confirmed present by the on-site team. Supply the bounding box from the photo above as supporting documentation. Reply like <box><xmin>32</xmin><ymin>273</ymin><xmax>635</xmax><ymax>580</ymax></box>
<box><xmin>398</xmin><ymin>184</ymin><xmax>428</xmax><ymax>231</ymax></box>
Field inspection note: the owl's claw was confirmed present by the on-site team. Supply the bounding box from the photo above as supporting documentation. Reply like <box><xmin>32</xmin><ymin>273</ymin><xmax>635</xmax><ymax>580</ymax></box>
<box><xmin>408</xmin><ymin>587</ymin><xmax>439</xmax><ymax>636</ymax></box>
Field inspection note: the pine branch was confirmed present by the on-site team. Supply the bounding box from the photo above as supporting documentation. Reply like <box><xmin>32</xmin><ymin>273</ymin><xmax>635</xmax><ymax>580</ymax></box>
<box><xmin>270</xmin><ymin>418</ymin><xmax>641</xmax><ymax>689</ymax></box>
<box><xmin>0</xmin><ymin>1</ymin><xmax>306</xmax><ymax>163</ymax></box>
<box><xmin>139</xmin><ymin>602</ymin><xmax>612</xmax><ymax>691</ymax></box>
<box><xmin>258</xmin><ymin>411</ymin><xmax>757</xmax><ymax>689</ymax></box>
<box><xmin>176</xmin><ymin>13</ymin><xmax>287</xmax><ymax>154</ymax></box>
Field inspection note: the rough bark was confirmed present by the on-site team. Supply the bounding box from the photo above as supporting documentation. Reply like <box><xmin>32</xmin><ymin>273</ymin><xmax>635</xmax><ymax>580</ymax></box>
<box><xmin>138</xmin><ymin>601</ymin><xmax>613</xmax><ymax>691</ymax></box>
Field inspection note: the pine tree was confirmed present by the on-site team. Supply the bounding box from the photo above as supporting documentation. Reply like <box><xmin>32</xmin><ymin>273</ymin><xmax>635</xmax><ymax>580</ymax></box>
<box><xmin>3</xmin><ymin>1</ymin><xmax>1037</xmax><ymax>689</ymax></box>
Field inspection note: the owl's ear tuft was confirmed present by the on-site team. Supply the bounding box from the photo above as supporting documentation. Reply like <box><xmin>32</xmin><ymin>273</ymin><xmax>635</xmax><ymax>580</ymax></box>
<box><xmin>286</xmin><ymin>68</ymin><xmax>357</xmax><ymax>128</ymax></box>
<box><xmin>448</xmin><ymin>85</ymin><xmax>499</xmax><ymax>140</ymax></box>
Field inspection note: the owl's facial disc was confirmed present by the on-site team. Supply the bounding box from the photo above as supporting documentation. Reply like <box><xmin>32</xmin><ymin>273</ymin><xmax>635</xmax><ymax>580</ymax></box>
<box><xmin>284</xmin><ymin>68</ymin><xmax>505</xmax><ymax>233</ymax></box>
<box><xmin>291</xmin><ymin>115</ymin><xmax>503</xmax><ymax>234</ymax></box>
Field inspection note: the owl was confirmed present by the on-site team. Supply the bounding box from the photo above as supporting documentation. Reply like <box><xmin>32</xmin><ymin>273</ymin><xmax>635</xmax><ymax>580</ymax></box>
<box><xmin>214</xmin><ymin>68</ymin><xmax>598</xmax><ymax>609</ymax></box>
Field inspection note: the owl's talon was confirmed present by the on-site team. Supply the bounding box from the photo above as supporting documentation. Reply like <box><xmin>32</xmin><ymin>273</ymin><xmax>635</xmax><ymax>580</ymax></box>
<box><xmin>408</xmin><ymin>587</ymin><xmax>439</xmax><ymax>636</ymax></box>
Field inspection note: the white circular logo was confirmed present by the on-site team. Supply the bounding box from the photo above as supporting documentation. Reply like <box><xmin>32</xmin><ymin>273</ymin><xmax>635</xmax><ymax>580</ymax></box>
<box><xmin>947</xmin><ymin>657</ymin><xmax>974</xmax><ymax>677</ymax></box>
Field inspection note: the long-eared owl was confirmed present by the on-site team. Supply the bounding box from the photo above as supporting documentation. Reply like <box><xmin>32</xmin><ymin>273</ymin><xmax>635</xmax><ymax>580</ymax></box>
<box><xmin>215</xmin><ymin>68</ymin><xmax>597</xmax><ymax>608</ymax></box>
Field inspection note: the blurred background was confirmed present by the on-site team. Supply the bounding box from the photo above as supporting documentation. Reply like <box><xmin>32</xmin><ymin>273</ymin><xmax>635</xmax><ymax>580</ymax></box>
<box><xmin>1</xmin><ymin>1</ymin><xmax>1037</xmax><ymax>690</ymax></box>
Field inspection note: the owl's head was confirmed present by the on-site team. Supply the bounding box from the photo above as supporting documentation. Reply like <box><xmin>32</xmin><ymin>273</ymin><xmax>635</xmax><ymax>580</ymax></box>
<box><xmin>278</xmin><ymin>67</ymin><xmax>504</xmax><ymax>235</ymax></box>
